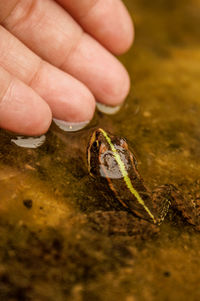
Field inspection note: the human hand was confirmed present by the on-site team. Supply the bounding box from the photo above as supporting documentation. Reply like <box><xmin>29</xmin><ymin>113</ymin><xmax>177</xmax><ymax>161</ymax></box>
<box><xmin>0</xmin><ymin>0</ymin><xmax>134</xmax><ymax>135</ymax></box>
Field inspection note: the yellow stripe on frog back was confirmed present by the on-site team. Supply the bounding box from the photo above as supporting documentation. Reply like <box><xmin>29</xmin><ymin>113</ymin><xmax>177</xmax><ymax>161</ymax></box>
<box><xmin>99</xmin><ymin>129</ymin><xmax>156</xmax><ymax>224</ymax></box>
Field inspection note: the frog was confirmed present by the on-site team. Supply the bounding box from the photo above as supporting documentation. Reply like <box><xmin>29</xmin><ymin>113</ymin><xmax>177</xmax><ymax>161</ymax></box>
<box><xmin>87</xmin><ymin>128</ymin><xmax>200</xmax><ymax>235</ymax></box>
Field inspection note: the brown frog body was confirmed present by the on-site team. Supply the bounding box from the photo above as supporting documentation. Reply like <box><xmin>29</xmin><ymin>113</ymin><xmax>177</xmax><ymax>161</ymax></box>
<box><xmin>87</xmin><ymin>128</ymin><xmax>200</xmax><ymax>233</ymax></box>
<box><xmin>87</xmin><ymin>210</ymin><xmax>160</xmax><ymax>238</ymax></box>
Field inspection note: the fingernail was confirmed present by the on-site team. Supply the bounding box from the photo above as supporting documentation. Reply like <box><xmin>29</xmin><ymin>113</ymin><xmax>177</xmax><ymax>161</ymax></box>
<box><xmin>96</xmin><ymin>102</ymin><xmax>122</xmax><ymax>115</ymax></box>
<box><xmin>11</xmin><ymin>135</ymin><xmax>46</xmax><ymax>148</ymax></box>
<box><xmin>53</xmin><ymin>119</ymin><xmax>90</xmax><ymax>132</ymax></box>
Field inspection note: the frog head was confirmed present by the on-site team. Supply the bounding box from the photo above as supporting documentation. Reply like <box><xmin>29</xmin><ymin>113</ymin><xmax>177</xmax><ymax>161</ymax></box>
<box><xmin>87</xmin><ymin>128</ymin><xmax>138</xmax><ymax>180</ymax></box>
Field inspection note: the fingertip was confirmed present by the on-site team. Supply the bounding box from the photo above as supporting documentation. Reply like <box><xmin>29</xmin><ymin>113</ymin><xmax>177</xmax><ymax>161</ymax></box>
<box><xmin>103</xmin><ymin>0</ymin><xmax>135</xmax><ymax>55</ymax></box>
<box><xmin>54</xmin><ymin>83</ymin><xmax>96</xmax><ymax>123</ymax></box>
<box><xmin>97</xmin><ymin>58</ymin><xmax>131</xmax><ymax>106</ymax></box>
<box><xmin>0</xmin><ymin>78</ymin><xmax>52</xmax><ymax>136</ymax></box>
<box><xmin>64</xmin><ymin>34</ymin><xmax>131</xmax><ymax>107</ymax></box>
<box><xmin>80</xmin><ymin>0</ymin><xmax>135</xmax><ymax>55</ymax></box>
<box><xmin>107</xmin><ymin>0</ymin><xmax>134</xmax><ymax>54</ymax></box>
<box><xmin>114</xmin><ymin>65</ymin><xmax>131</xmax><ymax>105</ymax></box>
<box><xmin>34</xmin><ymin>64</ymin><xmax>96</xmax><ymax>123</ymax></box>
<box><xmin>113</xmin><ymin>14</ymin><xmax>135</xmax><ymax>55</ymax></box>
<box><xmin>25</xmin><ymin>101</ymin><xmax>52</xmax><ymax>136</ymax></box>
<box><xmin>76</xmin><ymin>85</ymin><xmax>96</xmax><ymax>121</ymax></box>
<box><xmin>56</xmin><ymin>87</ymin><xmax>96</xmax><ymax>123</ymax></box>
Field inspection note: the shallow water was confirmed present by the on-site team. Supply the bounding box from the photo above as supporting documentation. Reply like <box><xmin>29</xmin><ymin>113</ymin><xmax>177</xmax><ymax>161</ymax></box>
<box><xmin>0</xmin><ymin>0</ymin><xmax>200</xmax><ymax>300</ymax></box>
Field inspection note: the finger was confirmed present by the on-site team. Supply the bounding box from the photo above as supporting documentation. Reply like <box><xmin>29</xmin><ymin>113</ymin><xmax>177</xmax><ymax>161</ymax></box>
<box><xmin>57</xmin><ymin>0</ymin><xmax>134</xmax><ymax>55</ymax></box>
<box><xmin>0</xmin><ymin>26</ymin><xmax>96</xmax><ymax>122</ymax></box>
<box><xmin>0</xmin><ymin>65</ymin><xmax>51</xmax><ymax>135</ymax></box>
<box><xmin>1</xmin><ymin>0</ymin><xmax>130</xmax><ymax>106</ymax></box>
<box><xmin>62</xmin><ymin>34</ymin><xmax>130</xmax><ymax>106</ymax></box>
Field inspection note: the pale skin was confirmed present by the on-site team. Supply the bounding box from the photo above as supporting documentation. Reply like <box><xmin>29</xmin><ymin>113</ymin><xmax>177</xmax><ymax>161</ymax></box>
<box><xmin>0</xmin><ymin>0</ymin><xmax>134</xmax><ymax>135</ymax></box>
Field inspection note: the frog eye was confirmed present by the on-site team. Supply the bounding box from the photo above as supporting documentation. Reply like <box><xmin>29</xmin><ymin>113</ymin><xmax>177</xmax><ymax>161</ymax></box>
<box><xmin>92</xmin><ymin>140</ymin><xmax>100</xmax><ymax>152</ymax></box>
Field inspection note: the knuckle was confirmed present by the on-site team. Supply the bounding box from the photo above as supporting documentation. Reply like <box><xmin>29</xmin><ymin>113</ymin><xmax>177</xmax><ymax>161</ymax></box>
<box><xmin>2</xmin><ymin>0</ymin><xmax>39</xmax><ymax>31</ymax></box>
<box><xmin>0</xmin><ymin>75</ymin><xmax>14</xmax><ymax>106</ymax></box>
<box><xmin>79</xmin><ymin>0</ymin><xmax>99</xmax><ymax>19</ymax></box>
<box><xmin>28</xmin><ymin>59</ymin><xmax>44</xmax><ymax>87</ymax></box>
